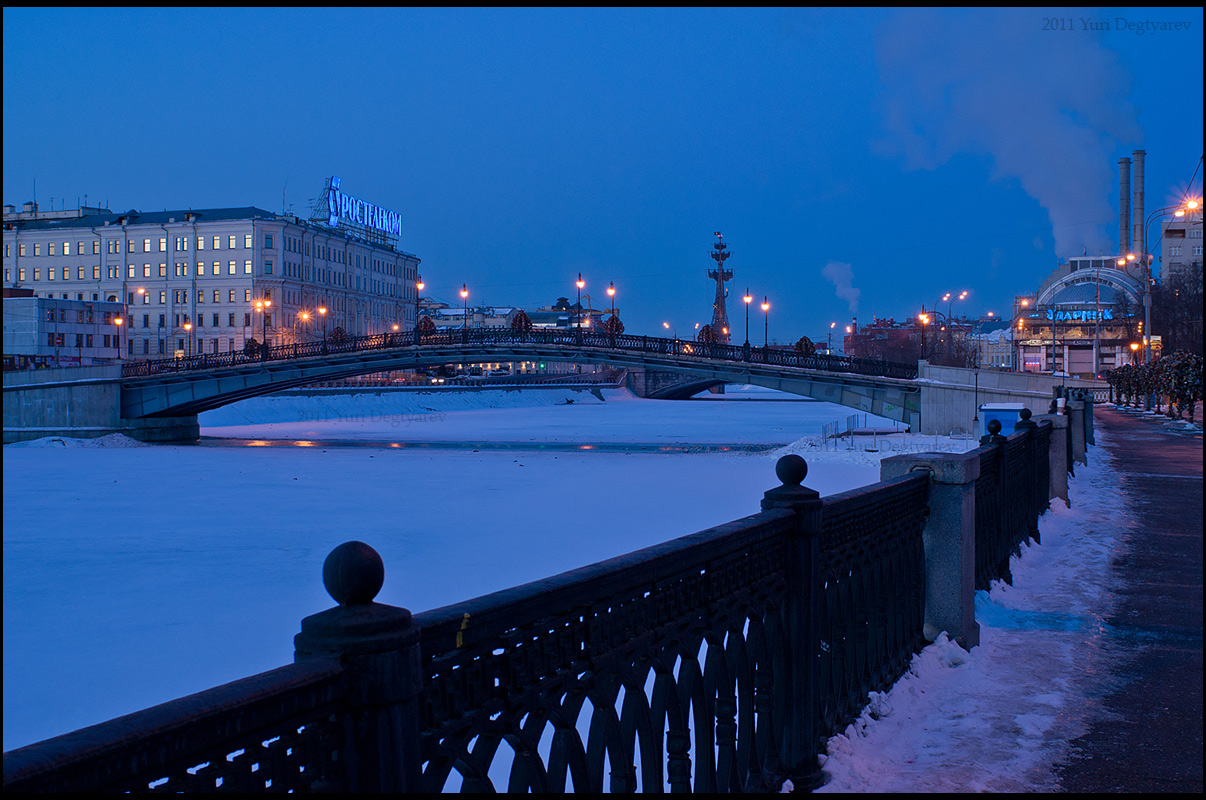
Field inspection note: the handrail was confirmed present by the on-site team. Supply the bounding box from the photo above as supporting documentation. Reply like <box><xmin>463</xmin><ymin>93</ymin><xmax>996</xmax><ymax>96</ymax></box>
<box><xmin>120</xmin><ymin>328</ymin><xmax>919</xmax><ymax>382</ymax></box>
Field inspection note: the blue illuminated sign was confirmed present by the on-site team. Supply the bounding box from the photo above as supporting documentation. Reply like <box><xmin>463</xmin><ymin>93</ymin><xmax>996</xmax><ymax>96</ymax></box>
<box><xmin>326</xmin><ymin>176</ymin><xmax>402</xmax><ymax>237</ymax></box>
<box><xmin>1046</xmin><ymin>308</ymin><xmax>1113</xmax><ymax>322</ymax></box>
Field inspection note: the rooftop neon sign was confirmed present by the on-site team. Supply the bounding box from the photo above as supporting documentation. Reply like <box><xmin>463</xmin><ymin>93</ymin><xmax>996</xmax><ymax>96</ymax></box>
<box><xmin>326</xmin><ymin>176</ymin><xmax>401</xmax><ymax>237</ymax></box>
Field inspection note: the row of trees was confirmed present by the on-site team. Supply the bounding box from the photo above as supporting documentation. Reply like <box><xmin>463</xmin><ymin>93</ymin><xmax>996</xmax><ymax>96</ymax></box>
<box><xmin>1105</xmin><ymin>350</ymin><xmax>1203</xmax><ymax>422</ymax></box>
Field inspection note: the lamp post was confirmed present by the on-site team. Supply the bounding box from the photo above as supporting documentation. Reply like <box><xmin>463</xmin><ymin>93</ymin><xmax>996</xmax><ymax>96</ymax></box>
<box><xmin>460</xmin><ymin>284</ymin><xmax>469</xmax><ymax>344</ymax></box>
<box><xmin>183</xmin><ymin>321</ymin><xmax>193</xmax><ymax>358</ymax></box>
<box><xmin>255</xmin><ymin>299</ymin><xmax>271</xmax><ymax>360</ymax></box>
<box><xmin>828</xmin><ymin>321</ymin><xmax>836</xmax><ymax>355</ymax></box>
<box><xmin>919</xmin><ymin>311</ymin><xmax>929</xmax><ymax>360</ymax></box>
<box><xmin>743</xmin><ymin>288</ymin><xmax>753</xmax><ymax>357</ymax></box>
<box><xmin>319</xmin><ymin>306</ymin><xmax>328</xmax><ymax>352</ymax></box>
<box><xmin>575</xmin><ymin>274</ymin><xmax>585</xmax><ymax>341</ymax></box>
<box><xmin>114</xmin><ymin>316</ymin><xmax>123</xmax><ymax>361</ymax></box>
<box><xmin>761</xmin><ymin>297</ymin><xmax>769</xmax><ymax>348</ymax></box>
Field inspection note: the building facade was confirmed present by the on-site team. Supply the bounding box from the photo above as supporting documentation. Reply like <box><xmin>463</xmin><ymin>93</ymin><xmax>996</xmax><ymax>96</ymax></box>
<box><xmin>1015</xmin><ymin>256</ymin><xmax>1143</xmax><ymax>376</ymax></box>
<box><xmin>2</xmin><ymin>289</ymin><xmax>126</xmax><ymax>368</ymax></box>
<box><xmin>2</xmin><ymin>200</ymin><xmax>420</xmax><ymax>360</ymax></box>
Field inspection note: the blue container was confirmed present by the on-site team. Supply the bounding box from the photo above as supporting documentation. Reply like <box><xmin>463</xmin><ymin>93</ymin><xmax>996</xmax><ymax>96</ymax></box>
<box><xmin>979</xmin><ymin>403</ymin><xmax>1025</xmax><ymax>439</ymax></box>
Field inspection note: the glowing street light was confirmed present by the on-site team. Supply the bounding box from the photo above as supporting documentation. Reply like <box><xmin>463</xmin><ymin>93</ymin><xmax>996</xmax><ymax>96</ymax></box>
<box><xmin>760</xmin><ymin>297</ymin><xmax>770</xmax><ymax>348</ymax></box>
<box><xmin>743</xmin><ymin>288</ymin><xmax>753</xmax><ymax>352</ymax></box>
<box><xmin>254</xmin><ymin>298</ymin><xmax>271</xmax><ymax>360</ymax></box>
<box><xmin>461</xmin><ymin>284</ymin><xmax>469</xmax><ymax>343</ymax></box>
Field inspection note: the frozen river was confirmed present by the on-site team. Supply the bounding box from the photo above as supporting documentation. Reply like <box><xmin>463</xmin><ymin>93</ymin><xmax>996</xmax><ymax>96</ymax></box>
<box><xmin>5</xmin><ymin>386</ymin><xmax>912</xmax><ymax>749</ymax></box>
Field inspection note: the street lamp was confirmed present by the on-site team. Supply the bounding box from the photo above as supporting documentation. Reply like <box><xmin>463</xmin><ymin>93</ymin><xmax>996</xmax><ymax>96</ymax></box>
<box><xmin>743</xmin><ymin>289</ymin><xmax>753</xmax><ymax>354</ymax></box>
<box><xmin>183</xmin><ymin>321</ymin><xmax>193</xmax><ymax>357</ymax></box>
<box><xmin>319</xmin><ymin>306</ymin><xmax>328</xmax><ymax>352</ymax></box>
<box><xmin>255</xmin><ymin>299</ymin><xmax>271</xmax><ymax>360</ymax></box>
<box><xmin>829</xmin><ymin>321</ymin><xmax>836</xmax><ymax>355</ymax></box>
<box><xmin>298</xmin><ymin>310</ymin><xmax>310</xmax><ymax>344</ymax></box>
<box><xmin>461</xmin><ymin>284</ymin><xmax>469</xmax><ymax>343</ymax></box>
<box><xmin>114</xmin><ymin>316</ymin><xmax>123</xmax><ymax>361</ymax></box>
<box><xmin>761</xmin><ymin>297</ymin><xmax>769</xmax><ymax>348</ymax></box>
<box><xmin>575</xmin><ymin>274</ymin><xmax>585</xmax><ymax>339</ymax></box>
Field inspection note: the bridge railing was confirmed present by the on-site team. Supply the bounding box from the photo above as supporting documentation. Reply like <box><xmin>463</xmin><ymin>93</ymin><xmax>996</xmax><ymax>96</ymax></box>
<box><xmin>4</xmin><ymin>406</ymin><xmax>1092</xmax><ymax>793</ymax></box>
<box><xmin>120</xmin><ymin>328</ymin><xmax>918</xmax><ymax>381</ymax></box>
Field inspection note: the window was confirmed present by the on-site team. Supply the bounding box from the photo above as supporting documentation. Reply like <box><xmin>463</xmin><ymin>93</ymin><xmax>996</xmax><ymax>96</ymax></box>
<box><xmin>213</xmin><ymin>313</ymin><xmax>220</xmax><ymax>327</ymax></box>
<box><xmin>229</xmin><ymin>289</ymin><xmax>237</xmax><ymax>302</ymax></box>
<box><xmin>160</xmin><ymin>291</ymin><xmax>167</xmax><ymax>304</ymax></box>
<box><xmin>144</xmin><ymin>239</ymin><xmax>152</xmax><ymax>253</ymax></box>
<box><xmin>244</xmin><ymin>312</ymin><xmax>251</xmax><ymax>326</ymax></box>
<box><xmin>228</xmin><ymin>313</ymin><xmax>235</xmax><ymax>327</ymax></box>
<box><xmin>19</xmin><ymin>244</ymin><xmax>25</xmax><ymax>257</ymax></box>
<box><xmin>48</xmin><ymin>267</ymin><xmax>56</xmax><ymax>280</ymax></box>
<box><xmin>159</xmin><ymin>238</ymin><xmax>167</xmax><ymax>252</ymax></box>
<box><xmin>33</xmin><ymin>243</ymin><xmax>40</xmax><ymax>256</ymax></box>
<box><xmin>143</xmin><ymin>314</ymin><xmax>149</xmax><ymax>328</ymax></box>
<box><xmin>159</xmin><ymin>264</ymin><xmax>167</xmax><ymax>277</ymax></box>
<box><xmin>213</xmin><ymin>236</ymin><xmax>221</xmax><ymax>250</ymax></box>
<box><xmin>245</xmin><ymin>289</ymin><xmax>251</xmax><ymax>302</ymax></box>
<box><xmin>264</xmin><ymin>260</ymin><xmax>273</xmax><ymax>275</ymax></box>
<box><xmin>213</xmin><ymin>289</ymin><xmax>220</xmax><ymax>303</ymax></box>
<box><xmin>197</xmin><ymin>262</ymin><xmax>205</xmax><ymax>276</ymax></box>
<box><xmin>143</xmin><ymin>340</ymin><xmax>150</xmax><ymax>355</ymax></box>
<box><xmin>229</xmin><ymin>235</ymin><xmax>237</xmax><ymax>250</ymax></box>
<box><xmin>128</xmin><ymin>265</ymin><xmax>136</xmax><ymax>278</ymax></box>
<box><xmin>229</xmin><ymin>261</ymin><xmax>236</xmax><ymax>275</ymax></box>
<box><xmin>198</xmin><ymin>236</ymin><xmax>205</xmax><ymax>250</ymax></box>
<box><xmin>78</xmin><ymin>267</ymin><xmax>85</xmax><ymax>280</ymax></box>
<box><xmin>244</xmin><ymin>260</ymin><xmax>252</xmax><ymax>274</ymax></box>
<box><xmin>93</xmin><ymin>266</ymin><xmax>101</xmax><ymax>279</ymax></box>
<box><xmin>143</xmin><ymin>264</ymin><xmax>151</xmax><ymax>278</ymax></box>
<box><xmin>264</xmin><ymin>234</ymin><xmax>273</xmax><ymax>249</ymax></box>
<box><xmin>245</xmin><ymin>233</ymin><xmax>253</xmax><ymax>248</ymax></box>
<box><xmin>198</xmin><ymin>290</ymin><xmax>205</xmax><ymax>303</ymax></box>
<box><xmin>159</xmin><ymin>314</ymin><xmax>165</xmax><ymax>328</ymax></box>
<box><xmin>86</xmin><ymin>334</ymin><xmax>93</xmax><ymax>348</ymax></box>
<box><xmin>48</xmin><ymin>243</ymin><xmax>56</xmax><ymax>256</ymax></box>
<box><xmin>159</xmin><ymin>339</ymin><xmax>165</xmax><ymax>354</ymax></box>
<box><xmin>93</xmin><ymin>241</ymin><xmax>99</xmax><ymax>255</ymax></box>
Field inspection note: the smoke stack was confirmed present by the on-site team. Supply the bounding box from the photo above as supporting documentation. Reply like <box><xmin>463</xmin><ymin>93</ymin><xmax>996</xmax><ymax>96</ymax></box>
<box><xmin>1119</xmin><ymin>157</ymin><xmax>1131</xmax><ymax>256</ymax></box>
<box><xmin>1132</xmin><ymin>150</ymin><xmax>1146</xmax><ymax>258</ymax></box>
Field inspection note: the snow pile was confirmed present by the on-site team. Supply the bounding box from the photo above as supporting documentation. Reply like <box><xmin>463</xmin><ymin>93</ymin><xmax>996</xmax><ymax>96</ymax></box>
<box><xmin>816</xmin><ymin>427</ymin><xmax>1129</xmax><ymax>792</ymax></box>
<box><xmin>5</xmin><ymin>433</ymin><xmax>150</xmax><ymax>448</ymax></box>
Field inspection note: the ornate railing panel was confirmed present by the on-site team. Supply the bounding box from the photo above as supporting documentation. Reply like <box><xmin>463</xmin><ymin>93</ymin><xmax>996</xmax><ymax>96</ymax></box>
<box><xmin>974</xmin><ymin>443</ymin><xmax>1009</xmax><ymax>589</ymax></box>
<box><xmin>412</xmin><ymin>509</ymin><xmax>797</xmax><ymax>793</ymax></box>
<box><xmin>120</xmin><ymin>328</ymin><xmax>919</xmax><ymax>382</ymax></box>
<box><xmin>2</xmin><ymin>660</ymin><xmax>347</xmax><ymax>793</ymax></box>
<box><xmin>816</xmin><ymin>474</ymin><xmax>929</xmax><ymax>744</ymax></box>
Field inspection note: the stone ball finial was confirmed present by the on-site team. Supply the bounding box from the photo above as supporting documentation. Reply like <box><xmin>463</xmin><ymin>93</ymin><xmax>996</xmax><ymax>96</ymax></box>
<box><xmin>987</xmin><ymin>419</ymin><xmax>1001</xmax><ymax>435</ymax></box>
<box><xmin>775</xmin><ymin>454</ymin><xmax>808</xmax><ymax>486</ymax></box>
<box><xmin>322</xmin><ymin>541</ymin><xmax>384</xmax><ymax>606</ymax></box>
<box><xmin>1019</xmin><ymin>408</ymin><xmax>1032</xmax><ymax>421</ymax></box>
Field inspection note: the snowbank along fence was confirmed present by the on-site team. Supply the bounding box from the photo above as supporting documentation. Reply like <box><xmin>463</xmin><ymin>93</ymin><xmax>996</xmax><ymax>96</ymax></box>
<box><xmin>2</xmin><ymin>405</ymin><xmax>1093</xmax><ymax>793</ymax></box>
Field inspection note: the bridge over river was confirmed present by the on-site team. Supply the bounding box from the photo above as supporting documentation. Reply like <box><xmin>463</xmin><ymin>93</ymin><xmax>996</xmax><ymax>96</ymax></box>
<box><xmin>3</xmin><ymin>328</ymin><xmax>1103</xmax><ymax>443</ymax></box>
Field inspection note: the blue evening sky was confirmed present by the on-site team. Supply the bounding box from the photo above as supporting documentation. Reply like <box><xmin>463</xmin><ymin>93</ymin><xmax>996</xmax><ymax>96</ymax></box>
<box><xmin>4</xmin><ymin>8</ymin><xmax>1201</xmax><ymax>341</ymax></box>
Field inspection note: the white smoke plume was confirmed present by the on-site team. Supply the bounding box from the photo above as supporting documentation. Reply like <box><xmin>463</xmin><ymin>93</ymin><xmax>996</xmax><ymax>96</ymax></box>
<box><xmin>875</xmin><ymin>8</ymin><xmax>1142</xmax><ymax>257</ymax></box>
<box><xmin>823</xmin><ymin>260</ymin><xmax>861</xmax><ymax>313</ymax></box>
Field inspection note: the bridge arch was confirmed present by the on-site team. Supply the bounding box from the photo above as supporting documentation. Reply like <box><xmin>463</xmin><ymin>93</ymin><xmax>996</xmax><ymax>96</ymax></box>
<box><xmin>118</xmin><ymin>331</ymin><xmax>923</xmax><ymax>429</ymax></box>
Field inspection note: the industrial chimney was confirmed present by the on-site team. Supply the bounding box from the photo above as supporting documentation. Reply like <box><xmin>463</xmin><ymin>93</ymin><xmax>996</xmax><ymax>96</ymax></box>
<box><xmin>1119</xmin><ymin>157</ymin><xmax>1131</xmax><ymax>256</ymax></box>
<box><xmin>1132</xmin><ymin>150</ymin><xmax>1146</xmax><ymax>259</ymax></box>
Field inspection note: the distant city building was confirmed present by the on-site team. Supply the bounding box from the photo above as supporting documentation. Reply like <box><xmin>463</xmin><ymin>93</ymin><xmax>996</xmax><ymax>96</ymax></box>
<box><xmin>1158</xmin><ymin>205</ymin><xmax>1203</xmax><ymax>280</ymax></box>
<box><xmin>2</xmin><ymin>195</ymin><xmax>420</xmax><ymax>360</ymax></box>
<box><xmin>3</xmin><ymin>289</ymin><xmax>126</xmax><ymax>368</ymax></box>
<box><xmin>1016</xmin><ymin>255</ymin><xmax>1144</xmax><ymax>375</ymax></box>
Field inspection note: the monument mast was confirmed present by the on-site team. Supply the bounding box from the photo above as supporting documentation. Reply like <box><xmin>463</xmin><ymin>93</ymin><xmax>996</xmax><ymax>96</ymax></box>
<box><xmin>708</xmin><ymin>231</ymin><xmax>734</xmax><ymax>343</ymax></box>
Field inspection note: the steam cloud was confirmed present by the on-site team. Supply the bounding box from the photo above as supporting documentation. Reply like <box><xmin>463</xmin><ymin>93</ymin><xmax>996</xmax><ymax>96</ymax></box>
<box><xmin>875</xmin><ymin>8</ymin><xmax>1142</xmax><ymax>257</ymax></box>
<box><xmin>823</xmin><ymin>261</ymin><xmax>861</xmax><ymax>313</ymax></box>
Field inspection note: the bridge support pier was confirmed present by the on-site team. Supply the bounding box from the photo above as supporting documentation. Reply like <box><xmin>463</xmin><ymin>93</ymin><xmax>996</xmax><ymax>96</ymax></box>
<box><xmin>3</xmin><ymin>365</ymin><xmax>198</xmax><ymax>444</ymax></box>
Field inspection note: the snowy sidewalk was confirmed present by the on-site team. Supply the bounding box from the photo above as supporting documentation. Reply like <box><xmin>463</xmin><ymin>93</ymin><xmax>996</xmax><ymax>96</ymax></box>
<box><xmin>1053</xmin><ymin>405</ymin><xmax>1203</xmax><ymax>793</ymax></box>
<box><xmin>813</xmin><ymin>408</ymin><xmax>1202</xmax><ymax>792</ymax></box>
